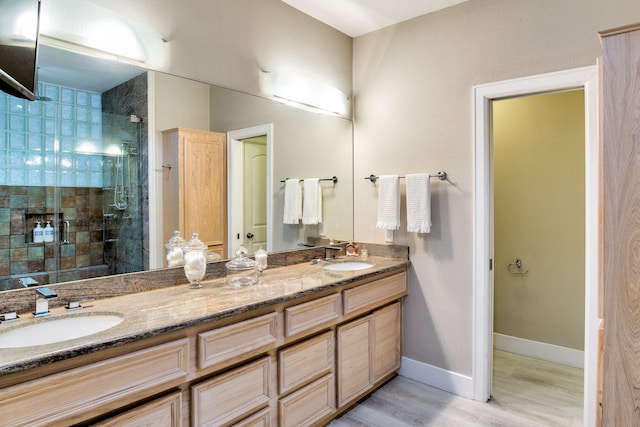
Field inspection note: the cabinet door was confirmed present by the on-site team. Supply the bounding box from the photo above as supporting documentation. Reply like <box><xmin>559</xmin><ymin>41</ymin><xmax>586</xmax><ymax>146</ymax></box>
<box><xmin>337</xmin><ymin>315</ymin><xmax>372</xmax><ymax>406</ymax></box>
<box><xmin>181</xmin><ymin>130</ymin><xmax>226</xmax><ymax>252</ymax></box>
<box><xmin>373</xmin><ymin>302</ymin><xmax>401</xmax><ymax>381</ymax></box>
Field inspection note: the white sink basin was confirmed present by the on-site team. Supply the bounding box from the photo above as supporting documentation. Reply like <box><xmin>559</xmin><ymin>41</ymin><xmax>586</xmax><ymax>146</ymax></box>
<box><xmin>323</xmin><ymin>261</ymin><xmax>375</xmax><ymax>272</ymax></box>
<box><xmin>0</xmin><ymin>314</ymin><xmax>124</xmax><ymax>348</ymax></box>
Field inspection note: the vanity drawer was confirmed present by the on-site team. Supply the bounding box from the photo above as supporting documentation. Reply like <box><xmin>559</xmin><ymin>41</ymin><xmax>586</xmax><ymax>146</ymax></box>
<box><xmin>284</xmin><ymin>293</ymin><xmax>341</xmax><ymax>337</ymax></box>
<box><xmin>342</xmin><ymin>272</ymin><xmax>407</xmax><ymax>316</ymax></box>
<box><xmin>278</xmin><ymin>331</ymin><xmax>334</xmax><ymax>395</ymax></box>
<box><xmin>197</xmin><ymin>312</ymin><xmax>278</xmax><ymax>370</ymax></box>
<box><xmin>92</xmin><ymin>391</ymin><xmax>182</xmax><ymax>426</ymax></box>
<box><xmin>235</xmin><ymin>407</ymin><xmax>272</xmax><ymax>427</ymax></box>
<box><xmin>278</xmin><ymin>373</ymin><xmax>335</xmax><ymax>427</ymax></box>
<box><xmin>191</xmin><ymin>356</ymin><xmax>273</xmax><ymax>426</ymax></box>
<box><xmin>0</xmin><ymin>338</ymin><xmax>189</xmax><ymax>427</ymax></box>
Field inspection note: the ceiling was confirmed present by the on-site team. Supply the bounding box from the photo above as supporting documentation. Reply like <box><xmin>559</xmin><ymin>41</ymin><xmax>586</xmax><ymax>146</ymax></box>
<box><xmin>281</xmin><ymin>0</ymin><xmax>469</xmax><ymax>37</ymax></box>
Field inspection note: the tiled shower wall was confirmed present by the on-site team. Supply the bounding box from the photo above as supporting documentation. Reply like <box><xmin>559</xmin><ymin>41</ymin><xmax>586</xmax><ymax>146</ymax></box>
<box><xmin>0</xmin><ymin>75</ymin><xmax>148</xmax><ymax>290</ymax></box>
<box><xmin>0</xmin><ymin>185</ymin><xmax>107</xmax><ymax>290</ymax></box>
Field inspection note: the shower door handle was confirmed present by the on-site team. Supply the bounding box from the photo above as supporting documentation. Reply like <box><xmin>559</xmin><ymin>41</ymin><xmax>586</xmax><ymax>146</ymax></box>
<box><xmin>62</xmin><ymin>220</ymin><xmax>70</xmax><ymax>244</ymax></box>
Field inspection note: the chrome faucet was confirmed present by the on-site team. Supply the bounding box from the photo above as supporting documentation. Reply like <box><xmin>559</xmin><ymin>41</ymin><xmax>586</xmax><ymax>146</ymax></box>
<box><xmin>34</xmin><ymin>287</ymin><xmax>57</xmax><ymax>317</ymax></box>
<box><xmin>324</xmin><ymin>246</ymin><xmax>343</xmax><ymax>260</ymax></box>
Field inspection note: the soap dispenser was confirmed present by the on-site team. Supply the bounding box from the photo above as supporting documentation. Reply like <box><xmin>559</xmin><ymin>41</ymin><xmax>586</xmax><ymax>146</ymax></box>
<box><xmin>33</xmin><ymin>221</ymin><xmax>43</xmax><ymax>243</ymax></box>
<box><xmin>43</xmin><ymin>221</ymin><xmax>54</xmax><ymax>242</ymax></box>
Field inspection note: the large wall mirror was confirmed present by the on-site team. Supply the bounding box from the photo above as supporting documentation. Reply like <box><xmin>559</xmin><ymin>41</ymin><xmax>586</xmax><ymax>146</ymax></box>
<box><xmin>0</xmin><ymin>41</ymin><xmax>353</xmax><ymax>291</ymax></box>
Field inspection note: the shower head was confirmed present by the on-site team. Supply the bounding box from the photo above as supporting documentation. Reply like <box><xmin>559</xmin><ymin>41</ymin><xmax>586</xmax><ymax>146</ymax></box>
<box><xmin>130</xmin><ymin>114</ymin><xmax>142</xmax><ymax>123</ymax></box>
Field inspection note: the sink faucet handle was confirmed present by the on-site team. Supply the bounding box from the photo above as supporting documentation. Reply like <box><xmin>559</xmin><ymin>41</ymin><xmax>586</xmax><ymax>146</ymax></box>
<box><xmin>34</xmin><ymin>287</ymin><xmax>58</xmax><ymax>317</ymax></box>
<box><xmin>66</xmin><ymin>299</ymin><xmax>95</xmax><ymax>310</ymax></box>
<box><xmin>0</xmin><ymin>312</ymin><xmax>19</xmax><ymax>323</ymax></box>
<box><xmin>36</xmin><ymin>287</ymin><xmax>57</xmax><ymax>298</ymax></box>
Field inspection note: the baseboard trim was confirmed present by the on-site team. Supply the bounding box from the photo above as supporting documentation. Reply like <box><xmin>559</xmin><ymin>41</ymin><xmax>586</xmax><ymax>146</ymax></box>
<box><xmin>399</xmin><ymin>356</ymin><xmax>475</xmax><ymax>400</ymax></box>
<box><xmin>493</xmin><ymin>333</ymin><xmax>584</xmax><ymax>369</ymax></box>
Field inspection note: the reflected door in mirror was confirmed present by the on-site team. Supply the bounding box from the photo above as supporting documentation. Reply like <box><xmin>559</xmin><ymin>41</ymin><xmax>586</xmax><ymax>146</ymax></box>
<box><xmin>243</xmin><ymin>138</ymin><xmax>267</xmax><ymax>254</ymax></box>
<box><xmin>162</xmin><ymin>128</ymin><xmax>227</xmax><ymax>260</ymax></box>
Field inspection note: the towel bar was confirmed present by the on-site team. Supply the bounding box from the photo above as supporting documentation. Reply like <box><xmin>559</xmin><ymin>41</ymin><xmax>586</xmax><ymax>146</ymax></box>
<box><xmin>280</xmin><ymin>176</ymin><xmax>338</xmax><ymax>184</ymax></box>
<box><xmin>365</xmin><ymin>171</ymin><xmax>447</xmax><ymax>182</ymax></box>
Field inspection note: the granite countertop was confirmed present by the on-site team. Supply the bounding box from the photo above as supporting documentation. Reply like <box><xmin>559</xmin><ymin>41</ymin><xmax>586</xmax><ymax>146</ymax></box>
<box><xmin>0</xmin><ymin>256</ymin><xmax>409</xmax><ymax>376</ymax></box>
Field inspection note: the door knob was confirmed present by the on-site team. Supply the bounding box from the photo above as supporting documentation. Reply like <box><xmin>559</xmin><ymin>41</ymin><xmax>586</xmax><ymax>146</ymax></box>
<box><xmin>246</xmin><ymin>233</ymin><xmax>254</xmax><ymax>239</ymax></box>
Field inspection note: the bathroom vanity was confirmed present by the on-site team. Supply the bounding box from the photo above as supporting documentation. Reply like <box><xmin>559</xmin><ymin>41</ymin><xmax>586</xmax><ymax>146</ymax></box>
<box><xmin>0</xmin><ymin>254</ymin><xmax>408</xmax><ymax>426</ymax></box>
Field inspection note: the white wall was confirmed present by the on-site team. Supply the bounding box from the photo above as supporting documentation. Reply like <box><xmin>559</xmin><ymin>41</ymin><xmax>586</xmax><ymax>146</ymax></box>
<box><xmin>352</xmin><ymin>0</ymin><xmax>640</xmax><ymax>377</ymax></box>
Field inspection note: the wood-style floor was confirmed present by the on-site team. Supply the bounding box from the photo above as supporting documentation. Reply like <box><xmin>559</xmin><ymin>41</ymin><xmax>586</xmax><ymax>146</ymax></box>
<box><xmin>328</xmin><ymin>350</ymin><xmax>583</xmax><ymax>427</ymax></box>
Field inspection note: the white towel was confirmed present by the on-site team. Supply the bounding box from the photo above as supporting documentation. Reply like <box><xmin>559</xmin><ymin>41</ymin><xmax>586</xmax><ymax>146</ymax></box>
<box><xmin>406</xmin><ymin>173</ymin><xmax>431</xmax><ymax>233</ymax></box>
<box><xmin>283</xmin><ymin>179</ymin><xmax>301</xmax><ymax>224</ymax></box>
<box><xmin>302</xmin><ymin>178</ymin><xmax>323</xmax><ymax>225</ymax></box>
<box><xmin>376</xmin><ymin>175</ymin><xmax>401</xmax><ymax>230</ymax></box>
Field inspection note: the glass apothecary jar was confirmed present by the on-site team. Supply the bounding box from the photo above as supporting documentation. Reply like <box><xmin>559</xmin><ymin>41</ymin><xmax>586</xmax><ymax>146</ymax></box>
<box><xmin>226</xmin><ymin>246</ymin><xmax>259</xmax><ymax>287</ymax></box>
<box><xmin>183</xmin><ymin>233</ymin><xmax>207</xmax><ymax>289</ymax></box>
<box><xmin>165</xmin><ymin>230</ymin><xmax>186</xmax><ymax>267</ymax></box>
<box><xmin>255</xmin><ymin>247</ymin><xmax>268</xmax><ymax>272</ymax></box>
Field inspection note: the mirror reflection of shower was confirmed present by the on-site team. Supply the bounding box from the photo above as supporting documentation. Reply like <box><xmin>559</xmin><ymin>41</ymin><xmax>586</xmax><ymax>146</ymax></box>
<box><xmin>107</xmin><ymin>115</ymin><xmax>141</xmax><ymax>212</ymax></box>
<box><xmin>102</xmin><ymin>107</ymin><xmax>146</xmax><ymax>274</ymax></box>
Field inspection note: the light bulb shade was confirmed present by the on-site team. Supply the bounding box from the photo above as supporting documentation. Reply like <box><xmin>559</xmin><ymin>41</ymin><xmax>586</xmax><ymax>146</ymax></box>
<box><xmin>261</xmin><ymin>70</ymin><xmax>348</xmax><ymax>115</ymax></box>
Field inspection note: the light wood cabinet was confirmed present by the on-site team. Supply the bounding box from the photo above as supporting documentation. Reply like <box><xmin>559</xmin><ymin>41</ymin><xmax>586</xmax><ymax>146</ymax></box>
<box><xmin>337</xmin><ymin>301</ymin><xmax>402</xmax><ymax>407</ymax></box>
<box><xmin>373</xmin><ymin>302</ymin><xmax>402</xmax><ymax>381</ymax></box>
<box><xmin>599</xmin><ymin>23</ymin><xmax>640</xmax><ymax>426</ymax></box>
<box><xmin>0</xmin><ymin>269</ymin><xmax>407</xmax><ymax>426</ymax></box>
<box><xmin>337</xmin><ymin>315</ymin><xmax>373</xmax><ymax>406</ymax></box>
<box><xmin>162</xmin><ymin>128</ymin><xmax>227</xmax><ymax>257</ymax></box>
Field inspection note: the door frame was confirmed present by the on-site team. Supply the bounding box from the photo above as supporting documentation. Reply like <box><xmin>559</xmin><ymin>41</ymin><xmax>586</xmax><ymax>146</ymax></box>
<box><xmin>472</xmin><ymin>66</ymin><xmax>599</xmax><ymax>427</ymax></box>
<box><xmin>228</xmin><ymin>124</ymin><xmax>274</xmax><ymax>258</ymax></box>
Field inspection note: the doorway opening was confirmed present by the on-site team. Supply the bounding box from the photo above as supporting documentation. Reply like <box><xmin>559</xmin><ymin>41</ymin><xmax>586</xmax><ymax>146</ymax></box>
<box><xmin>473</xmin><ymin>66</ymin><xmax>599</xmax><ymax>427</ymax></box>
<box><xmin>228</xmin><ymin>124</ymin><xmax>273</xmax><ymax>257</ymax></box>
<box><xmin>491</xmin><ymin>90</ymin><xmax>585</xmax><ymax>423</ymax></box>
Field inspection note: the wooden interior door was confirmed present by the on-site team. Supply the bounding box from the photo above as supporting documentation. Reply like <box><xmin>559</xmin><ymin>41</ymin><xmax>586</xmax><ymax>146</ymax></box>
<box><xmin>182</xmin><ymin>130</ymin><xmax>226</xmax><ymax>255</ymax></box>
<box><xmin>242</xmin><ymin>138</ymin><xmax>267</xmax><ymax>254</ymax></box>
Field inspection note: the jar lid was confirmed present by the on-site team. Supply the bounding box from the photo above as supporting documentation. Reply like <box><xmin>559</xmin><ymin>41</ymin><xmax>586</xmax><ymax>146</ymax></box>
<box><xmin>183</xmin><ymin>232</ymin><xmax>206</xmax><ymax>251</ymax></box>
<box><xmin>166</xmin><ymin>230</ymin><xmax>186</xmax><ymax>250</ymax></box>
<box><xmin>225</xmin><ymin>246</ymin><xmax>257</xmax><ymax>271</ymax></box>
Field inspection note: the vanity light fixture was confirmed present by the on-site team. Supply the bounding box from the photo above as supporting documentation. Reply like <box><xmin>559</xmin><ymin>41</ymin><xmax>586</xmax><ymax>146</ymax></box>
<box><xmin>39</xmin><ymin>0</ymin><xmax>164</xmax><ymax>66</ymax></box>
<box><xmin>261</xmin><ymin>70</ymin><xmax>348</xmax><ymax>116</ymax></box>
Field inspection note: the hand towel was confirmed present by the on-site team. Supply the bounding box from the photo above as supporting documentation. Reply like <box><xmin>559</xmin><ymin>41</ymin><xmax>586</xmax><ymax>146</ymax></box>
<box><xmin>302</xmin><ymin>178</ymin><xmax>323</xmax><ymax>225</ymax></box>
<box><xmin>406</xmin><ymin>173</ymin><xmax>431</xmax><ymax>233</ymax></box>
<box><xmin>283</xmin><ymin>179</ymin><xmax>301</xmax><ymax>224</ymax></box>
<box><xmin>376</xmin><ymin>175</ymin><xmax>401</xmax><ymax>230</ymax></box>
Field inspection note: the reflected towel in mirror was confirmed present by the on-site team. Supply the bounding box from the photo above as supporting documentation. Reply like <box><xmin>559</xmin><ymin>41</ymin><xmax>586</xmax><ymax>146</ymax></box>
<box><xmin>283</xmin><ymin>179</ymin><xmax>302</xmax><ymax>224</ymax></box>
<box><xmin>302</xmin><ymin>178</ymin><xmax>322</xmax><ymax>225</ymax></box>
